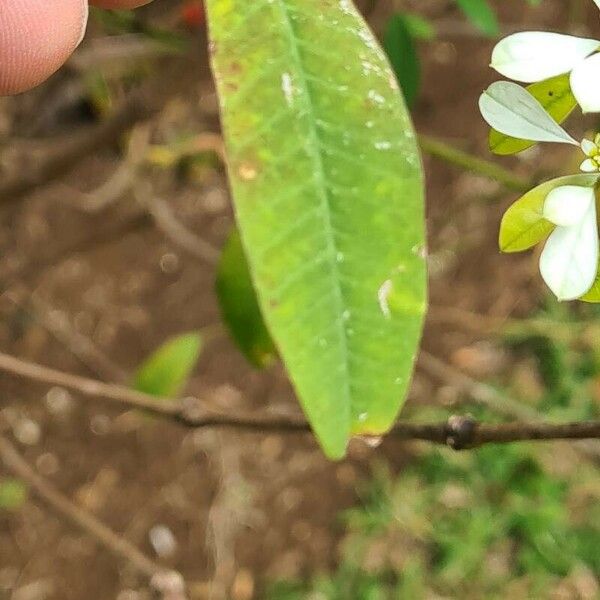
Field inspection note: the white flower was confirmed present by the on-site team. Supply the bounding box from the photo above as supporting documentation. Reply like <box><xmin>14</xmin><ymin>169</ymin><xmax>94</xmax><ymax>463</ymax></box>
<box><xmin>491</xmin><ymin>31</ymin><xmax>600</xmax><ymax>113</ymax></box>
<box><xmin>479</xmin><ymin>81</ymin><xmax>600</xmax><ymax>173</ymax></box>
<box><xmin>580</xmin><ymin>134</ymin><xmax>600</xmax><ymax>172</ymax></box>
<box><xmin>539</xmin><ymin>185</ymin><xmax>598</xmax><ymax>300</ymax></box>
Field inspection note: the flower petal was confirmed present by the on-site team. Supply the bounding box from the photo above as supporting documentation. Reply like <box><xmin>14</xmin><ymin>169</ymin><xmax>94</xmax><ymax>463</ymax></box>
<box><xmin>539</xmin><ymin>201</ymin><xmax>599</xmax><ymax>300</ymax></box>
<box><xmin>580</xmin><ymin>158</ymin><xmax>599</xmax><ymax>173</ymax></box>
<box><xmin>543</xmin><ymin>185</ymin><xmax>595</xmax><ymax>226</ymax></box>
<box><xmin>479</xmin><ymin>81</ymin><xmax>579</xmax><ymax>145</ymax></box>
<box><xmin>570</xmin><ymin>53</ymin><xmax>600</xmax><ymax>113</ymax></box>
<box><xmin>491</xmin><ymin>32</ymin><xmax>600</xmax><ymax>82</ymax></box>
<box><xmin>581</xmin><ymin>139</ymin><xmax>598</xmax><ymax>156</ymax></box>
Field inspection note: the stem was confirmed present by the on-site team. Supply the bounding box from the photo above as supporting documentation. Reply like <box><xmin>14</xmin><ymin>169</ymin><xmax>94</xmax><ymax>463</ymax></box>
<box><xmin>0</xmin><ymin>92</ymin><xmax>153</xmax><ymax>204</ymax></box>
<box><xmin>418</xmin><ymin>134</ymin><xmax>532</xmax><ymax>193</ymax></box>
<box><xmin>0</xmin><ymin>434</ymin><xmax>187</xmax><ymax>599</ymax></box>
<box><xmin>0</xmin><ymin>351</ymin><xmax>598</xmax><ymax>449</ymax></box>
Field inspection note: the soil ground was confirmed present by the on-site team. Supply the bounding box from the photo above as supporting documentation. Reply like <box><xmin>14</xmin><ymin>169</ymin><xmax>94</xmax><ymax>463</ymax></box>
<box><xmin>0</xmin><ymin>1</ymin><xmax>596</xmax><ymax>599</ymax></box>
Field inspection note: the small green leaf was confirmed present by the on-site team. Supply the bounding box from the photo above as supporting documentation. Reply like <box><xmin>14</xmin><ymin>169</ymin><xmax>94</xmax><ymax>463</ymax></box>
<box><xmin>216</xmin><ymin>229</ymin><xmax>278</xmax><ymax>368</ymax></box>
<box><xmin>0</xmin><ymin>478</ymin><xmax>27</xmax><ymax>511</ymax></box>
<box><xmin>455</xmin><ymin>0</ymin><xmax>499</xmax><ymax>36</ymax></box>
<box><xmin>206</xmin><ymin>0</ymin><xmax>426</xmax><ymax>458</ymax></box>
<box><xmin>580</xmin><ymin>273</ymin><xmax>600</xmax><ymax>302</ymax></box>
<box><xmin>134</xmin><ymin>332</ymin><xmax>203</xmax><ymax>397</ymax></box>
<box><xmin>384</xmin><ymin>14</ymin><xmax>421</xmax><ymax>107</ymax></box>
<box><xmin>401</xmin><ymin>14</ymin><xmax>436</xmax><ymax>40</ymax></box>
<box><xmin>489</xmin><ymin>74</ymin><xmax>578</xmax><ymax>155</ymax></box>
<box><xmin>500</xmin><ymin>174</ymin><xmax>599</xmax><ymax>253</ymax></box>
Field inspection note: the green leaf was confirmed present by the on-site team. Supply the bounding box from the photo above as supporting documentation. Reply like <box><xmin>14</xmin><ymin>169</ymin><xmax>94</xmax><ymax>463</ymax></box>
<box><xmin>489</xmin><ymin>74</ymin><xmax>578</xmax><ymax>155</ymax></box>
<box><xmin>0</xmin><ymin>478</ymin><xmax>27</xmax><ymax>511</ymax></box>
<box><xmin>455</xmin><ymin>0</ymin><xmax>499</xmax><ymax>36</ymax></box>
<box><xmin>91</xmin><ymin>8</ymin><xmax>188</xmax><ymax>52</ymax></box>
<box><xmin>216</xmin><ymin>229</ymin><xmax>278</xmax><ymax>368</ymax></box>
<box><xmin>384</xmin><ymin>14</ymin><xmax>421</xmax><ymax>108</ymax></box>
<box><xmin>134</xmin><ymin>332</ymin><xmax>203</xmax><ymax>397</ymax></box>
<box><xmin>401</xmin><ymin>14</ymin><xmax>436</xmax><ymax>41</ymax></box>
<box><xmin>500</xmin><ymin>174</ymin><xmax>600</xmax><ymax>253</ymax></box>
<box><xmin>206</xmin><ymin>0</ymin><xmax>426</xmax><ymax>458</ymax></box>
<box><xmin>580</xmin><ymin>270</ymin><xmax>600</xmax><ymax>302</ymax></box>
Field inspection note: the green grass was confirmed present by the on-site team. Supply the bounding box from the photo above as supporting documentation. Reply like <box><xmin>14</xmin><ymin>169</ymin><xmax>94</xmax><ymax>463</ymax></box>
<box><xmin>268</xmin><ymin>301</ymin><xmax>600</xmax><ymax>599</ymax></box>
<box><xmin>269</xmin><ymin>445</ymin><xmax>599</xmax><ymax>599</ymax></box>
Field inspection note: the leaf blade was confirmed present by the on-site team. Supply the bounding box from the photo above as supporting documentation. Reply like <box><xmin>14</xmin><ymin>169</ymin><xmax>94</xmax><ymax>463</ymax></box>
<box><xmin>206</xmin><ymin>0</ymin><xmax>426</xmax><ymax>458</ymax></box>
<box><xmin>500</xmin><ymin>174</ymin><xmax>599</xmax><ymax>253</ymax></box>
<box><xmin>216</xmin><ymin>229</ymin><xmax>278</xmax><ymax>368</ymax></box>
<box><xmin>455</xmin><ymin>0</ymin><xmax>499</xmax><ymax>37</ymax></box>
<box><xmin>134</xmin><ymin>332</ymin><xmax>203</xmax><ymax>398</ymax></box>
<box><xmin>384</xmin><ymin>14</ymin><xmax>421</xmax><ymax>108</ymax></box>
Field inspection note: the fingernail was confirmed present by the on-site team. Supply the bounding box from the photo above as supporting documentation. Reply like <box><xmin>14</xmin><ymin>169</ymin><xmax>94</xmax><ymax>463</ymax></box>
<box><xmin>77</xmin><ymin>0</ymin><xmax>89</xmax><ymax>47</ymax></box>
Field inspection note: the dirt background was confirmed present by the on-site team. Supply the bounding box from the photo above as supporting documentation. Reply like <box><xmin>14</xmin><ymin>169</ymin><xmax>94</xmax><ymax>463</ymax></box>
<box><xmin>0</xmin><ymin>1</ymin><xmax>596</xmax><ymax>599</ymax></box>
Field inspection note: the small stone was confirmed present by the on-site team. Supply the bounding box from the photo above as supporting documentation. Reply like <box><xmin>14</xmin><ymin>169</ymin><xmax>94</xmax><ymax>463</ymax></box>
<box><xmin>90</xmin><ymin>414</ymin><xmax>111</xmax><ymax>436</ymax></box>
<box><xmin>149</xmin><ymin>525</ymin><xmax>178</xmax><ymax>558</ymax></box>
<box><xmin>13</xmin><ymin>418</ymin><xmax>41</xmax><ymax>446</ymax></box>
<box><xmin>45</xmin><ymin>387</ymin><xmax>73</xmax><ymax>415</ymax></box>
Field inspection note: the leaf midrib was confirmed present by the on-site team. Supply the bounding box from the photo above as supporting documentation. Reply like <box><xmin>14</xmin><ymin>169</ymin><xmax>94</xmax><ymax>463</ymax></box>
<box><xmin>277</xmin><ymin>0</ymin><xmax>352</xmax><ymax>424</ymax></box>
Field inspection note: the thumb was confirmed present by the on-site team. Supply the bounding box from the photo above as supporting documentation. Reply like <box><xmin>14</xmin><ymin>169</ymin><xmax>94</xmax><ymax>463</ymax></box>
<box><xmin>0</xmin><ymin>0</ymin><xmax>88</xmax><ymax>96</ymax></box>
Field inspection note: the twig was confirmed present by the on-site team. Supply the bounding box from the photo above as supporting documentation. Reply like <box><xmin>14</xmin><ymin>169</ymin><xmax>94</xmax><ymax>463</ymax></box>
<box><xmin>0</xmin><ymin>351</ymin><xmax>186</xmax><ymax>420</ymax></box>
<box><xmin>0</xmin><ymin>82</ymin><xmax>527</xmax><ymax>224</ymax></box>
<box><xmin>418</xmin><ymin>19</ymin><xmax>592</xmax><ymax>39</ymax></box>
<box><xmin>428</xmin><ymin>305</ymin><xmax>590</xmax><ymax>344</ymax></box>
<box><xmin>0</xmin><ymin>351</ymin><xmax>598</xmax><ymax>449</ymax></box>
<box><xmin>427</xmin><ymin>305</ymin><xmax>511</xmax><ymax>335</ymax></box>
<box><xmin>393</xmin><ymin>416</ymin><xmax>600</xmax><ymax>450</ymax></box>
<box><xmin>418</xmin><ymin>134</ymin><xmax>532</xmax><ymax>193</ymax></box>
<box><xmin>0</xmin><ymin>91</ymin><xmax>155</xmax><ymax>204</ymax></box>
<box><xmin>145</xmin><ymin>132</ymin><xmax>226</xmax><ymax>165</ymax></box>
<box><xmin>418</xmin><ymin>350</ymin><xmax>600</xmax><ymax>461</ymax></box>
<box><xmin>23</xmin><ymin>288</ymin><xmax>128</xmax><ymax>383</ymax></box>
<box><xmin>135</xmin><ymin>182</ymin><xmax>220</xmax><ymax>266</ymax></box>
<box><xmin>0</xmin><ymin>434</ymin><xmax>187</xmax><ymax>600</ymax></box>
<box><xmin>418</xmin><ymin>350</ymin><xmax>537</xmax><ymax>420</ymax></box>
<box><xmin>81</xmin><ymin>123</ymin><xmax>152</xmax><ymax>213</ymax></box>
<box><xmin>0</xmin><ymin>89</ymin><xmax>528</xmax><ymax>208</ymax></box>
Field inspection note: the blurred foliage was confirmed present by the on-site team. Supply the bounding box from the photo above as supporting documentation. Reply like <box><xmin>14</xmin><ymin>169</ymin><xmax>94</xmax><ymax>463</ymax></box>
<box><xmin>399</xmin><ymin>14</ymin><xmax>436</xmax><ymax>41</ymax></box>
<box><xmin>90</xmin><ymin>7</ymin><xmax>188</xmax><ymax>52</ymax></box>
<box><xmin>454</xmin><ymin>0</ymin><xmax>542</xmax><ymax>37</ymax></box>
<box><xmin>269</xmin><ymin>442</ymin><xmax>599</xmax><ymax>599</ymax></box>
<box><xmin>502</xmin><ymin>299</ymin><xmax>600</xmax><ymax>418</ymax></box>
<box><xmin>133</xmin><ymin>332</ymin><xmax>203</xmax><ymax>397</ymax></box>
<box><xmin>216</xmin><ymin>230</ymin><xmax>277</xmax><ymax>368</ymax></box>
<box><xmin>384</xmin><ymin>15</ymin><xmax>421</xmax><ymax>108</ymax></box>
<box><xmin>384</xmin><ymin>0</ymin><xmax>548</xmax><ymax>110</ymax></box>
<box><xmin>455</xmin><ymin>0</ymin><xmax>499</xmax><ymax>36</ymax></box>
<box><xmin>0</xmin><ymin>478</ymin><xmax>27</xmax><ymax>511</ymax></box>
